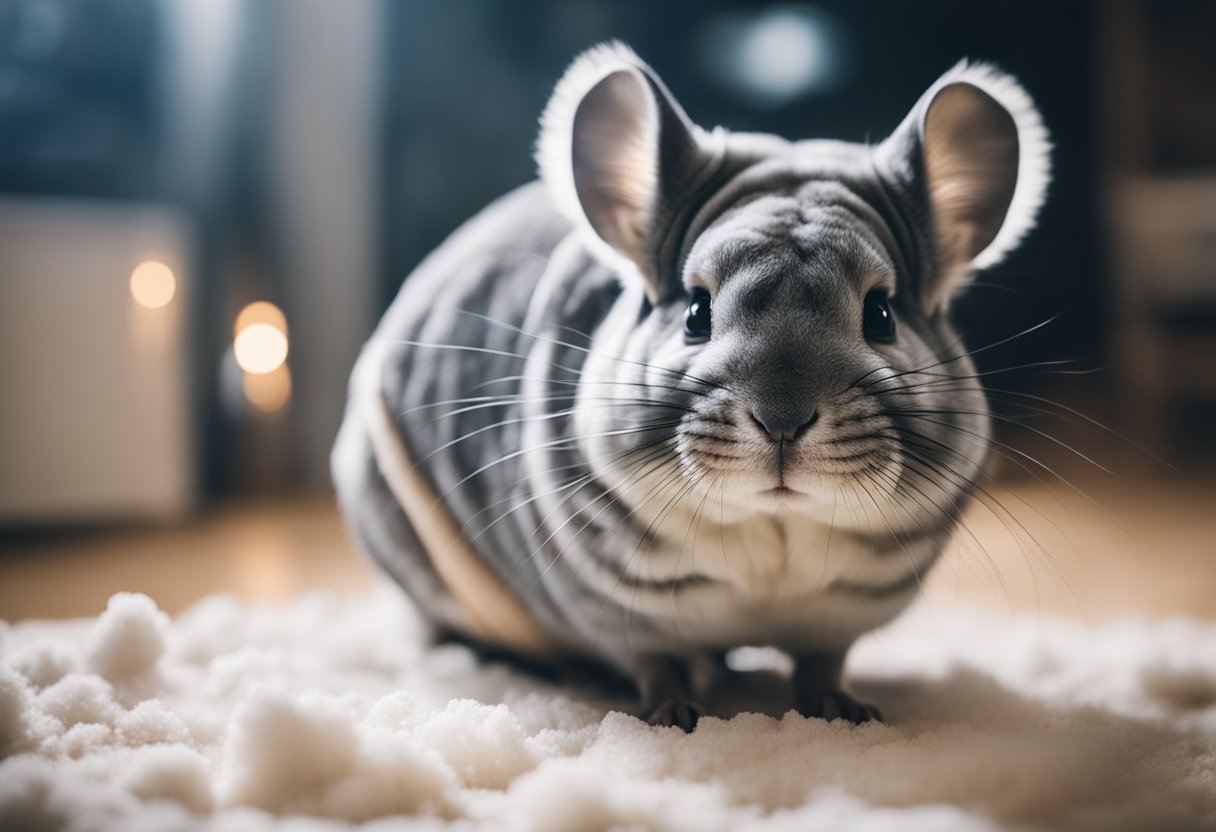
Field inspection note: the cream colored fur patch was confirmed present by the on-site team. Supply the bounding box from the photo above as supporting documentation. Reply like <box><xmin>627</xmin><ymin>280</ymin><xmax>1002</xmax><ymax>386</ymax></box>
<box><xmin>356</xmin><ymin>343</ymin><xmax>559</xmax><ymax>657</ymax></box>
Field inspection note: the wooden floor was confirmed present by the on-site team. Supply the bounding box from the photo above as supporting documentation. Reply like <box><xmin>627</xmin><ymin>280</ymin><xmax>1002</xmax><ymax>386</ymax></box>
<box><xmin>1</xmin><ymin>475</ymin><xmax>1213</xmax><ymax>623</ymax></box>
<box><xmin>0</xmin><ymin>496</ymin><xmax>376</xmax><ymax>622</ymax></box>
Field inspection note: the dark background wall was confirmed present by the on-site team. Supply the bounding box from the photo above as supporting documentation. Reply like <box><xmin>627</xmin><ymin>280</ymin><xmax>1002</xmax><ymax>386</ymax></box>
<box><xmin>3</xmin><ymin>0</ymin><xmax>1211</xmax><ymax>508</ymax></box>
<box><xmin>380</xmin><ymin>0</ymin><xmax>1103</xmax><ymax>381</ymax></box>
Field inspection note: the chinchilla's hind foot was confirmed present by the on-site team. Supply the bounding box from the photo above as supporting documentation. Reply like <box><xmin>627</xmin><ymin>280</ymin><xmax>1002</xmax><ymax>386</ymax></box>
<box><xmin>645</xmin><ymin>698</ymin><xmax>705</xmax><ymax>732</ymax></box>
<box><xmin>793</xmin><ymin>650</ymin><xmax>881</xmax><ymax>725</ymax></box>
<box><xmin>637</xmin><ymin>653</ymin><xmax>704</xmax><ymax>732</ymax></box>
<box><xmin>796</xmin><ymin>688</ymin><xmax>882</xmax><ymax>724</ymax></box>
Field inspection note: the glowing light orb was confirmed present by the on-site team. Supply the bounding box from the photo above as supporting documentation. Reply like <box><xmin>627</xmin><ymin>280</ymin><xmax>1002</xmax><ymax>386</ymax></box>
<box><xmin>129</xmin><ymin>261</ymin><xmax>176</xmax><ymax>309</ymax></box>
<box><xmin>697</xmin><ymin>4</ymin><xmax>847</xmax><ymax>107</ymax></box>
<box><xmin>233</xmin><ymin>301</ymin><xmax>289</xmax><ymax>375</ymax></box>
<box><xmin>234</xmin><ymin>300</ymin><xmax>288</xmax><ymax>338</ymax></box>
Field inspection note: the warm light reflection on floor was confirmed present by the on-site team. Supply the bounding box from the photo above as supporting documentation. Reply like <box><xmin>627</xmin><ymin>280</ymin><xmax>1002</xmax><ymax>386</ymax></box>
<box><xmin>0</xmin><ymin>497</ymin><xmax>375</xmax><ymax>621</ymax></box>
<box><xmin>0</xmin><ymin>477</ymin><xmax>1214</xmax><ymax>622</ymax></box>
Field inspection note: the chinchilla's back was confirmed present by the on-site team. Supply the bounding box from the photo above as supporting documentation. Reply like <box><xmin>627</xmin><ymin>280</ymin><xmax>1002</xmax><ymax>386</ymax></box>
<box><xmin>332</xmin><ymin>182</ymin><xmax>621</xmax><ymax>652</ymax></box>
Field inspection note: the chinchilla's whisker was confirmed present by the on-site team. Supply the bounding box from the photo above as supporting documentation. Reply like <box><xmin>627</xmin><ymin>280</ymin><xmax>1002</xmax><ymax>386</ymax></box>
<box><xmin>817</xmin><ymin>495</ymin><xmax>838</xmax><ymax>592</ymax></box>
<box><xmin>670</xmin><ymin>472</ymin><xmax>719</xmax><ymax>631</ymax></box>
<box><xmin>465</xmin><ymin>431</ymin><xmax>678</xmax><ymax>542</ymax></box>
<box><xmin>889</xmin><ymin>407</ymin><xmax>1121</xmax><ymax>520</ymax></box>
<box><xmin>893</xmin><ymin>402</ymin><xmax>1091</xmax><ymax>535</ymax></box>
<box><xmin>838</xmin><ymin>363</ymin><xmax>895</xmax><ymax>394</ymax></box>
<box><xmin>887</xmin><ymin>388</ymin><xmax>1120</xmax><ymax>480</ymax></box>
<box><xmin>871</xmin><ymin>357</ymin><xmax>1094</xmax><ymax>391</ymax></box>
<box><xmin>718</xmin><ymin>480</ymin><xmax>730</xmax><ymax>579</ymax></box>
<box><xmin>437</xmin><ymin>395</ymin><xmax>695</xmax><ymax>422</ymax></box>
<box><xmin>621</xmin><ymin>472</ymin><xmax>708</xmax><ymax>652</ymax></box>
<box><xmin>968</xmin><ymin>280</ymin><xmax>1027</xmax><ymax>295</ymax></box>
<box><xmin>469</xmin><ymin>469</ymin><xmax>595</xmax><ymax>529</ymax></box>
<box><xmin>454</xmin><ymin>307</ymin><xmax>720</xmax><ymax>390</ymax></box>
<box><xmin>400</xmin><ymin>394</ymin><xmax>516</xmax><ymax>416</ymax></box>
<box><xmin>445</xmin><ymin>308</ymin><xmax>729</xmax><ymax>393</ymax></box>
<box><xmin>469</xmin><ymin>373</ymin><xmax>715</xmax><ymax>401</ymax></box>
<box><xmin>501</xmin><ymin>456</ymin><xmax>678</xmax><ymax>608</ymax></box>
<box><xmin>594</xmin><ymin>463</ymin><xmax>701</xmax><ymax>628</ymax></box>
<box><xmin>433</xmin><ymin>418</ymin><xmax>683</xmax><ymax>499</ymax></box>
<box><xmin>416</xmin><ymin>401</ymin><xmax>691</xmax><ymax>467</ymax></box>
<box><xmin>864</xmin><ymin>464</ymin><xmax>981</xmax><ymax>605</ymax></box>
<box><xmin>840</xmin><ymin>355</ymin><xmax>1094</xmax><ymax>403</ymax></box>
<box><xmin>491</xmin><ymin>434</ymin><xmax>676</xmax><ymax>497</ymax></box>
<box><xmin>855</xmin><ymin>311</ymin><xmax>1066</xmax><ymax>392</ymax></box>
<box><xmin>499</xmin><ymin>454</ymin><xmax>675</xmax><ymax>595</ymax></box>
<box><xmin>846</xmin><ymin>469</ymin><xmax>929</xmax><ymax>598</ymax></box>
<box><xmin>587</xmin><ymin>463</ymin><xmax>697</xmax><ymax>640</ymax></box>
<box><xmin>533</xmin><ymin>450</ymin><xmax>681</xmax><ymax>597</ymax></box>
<box><xmin>881</xmin><ymin>382</ymin><xmax>1173</xmax><ymax>470</ymax></box>
<box><xmin>382</xmin><ymin>338</ymin><xmax>713</xmax><ymax>419</ymax></box>
<box><xmin>889</xmin><ymin>416</ymin><xmax>1138</xmax><ymax>561</ymax></box>
<box><xmin>888</xmin><ymin>429</ymin><xmax>1078</xmax><ymax>602</ymax></box>
<box><xmin>891</xmin><ymin>457</ymin><xmax>1023</xmax><ymax>610</ymax></box>
<box><xmin>498</xmin><ymin>440</ymin><xmax>680</xmax><ymax>592</ymax></box>
<box><xmin>581</xmin><ymin>455</ymin><xmax>690</xmax><ymax>585</ymax></box>
<box><xmin>893</xmin><ymin>447</ymin><xmax>1065</xmax><ymax>611</ymax></box>
<box><xmin>888</xmin><ymin>405</ymin><xmax>1115</xmax><ymax>476</ymax></box>
<box><xmin>890</xmin><ymin>443</ymin><xmax>1031</xmax><ymax>588</ymax></box>
<box><xmin>371</xmin><ymin>337</ymin><xmax>583</xmax><ymax>377</ymax></box>
<box><xmin>530</xmin><ymin>439</ymin><xmax>679</xmax><ymax>551</ymax></box>
<box><xmin>863</xmin><ymin>455</ymin><xmax>1013</xmax><ymax>604</ymax></box>
<box><xmin>888</xmin><ymin>423</ymin><xmax>1083</xmax><ymax>544</ymax></box>
<box><xmin>910</xmin><ymin>312</ymin><xmax>1066</xmax><ymax>381</ymax></box>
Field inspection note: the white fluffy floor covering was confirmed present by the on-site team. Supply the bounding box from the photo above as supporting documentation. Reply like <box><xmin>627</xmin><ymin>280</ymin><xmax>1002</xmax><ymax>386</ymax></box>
<box><xmin>2</xmin><ymin>590</ymin><xmax>1216</xmax><ymax>832</ymax></box>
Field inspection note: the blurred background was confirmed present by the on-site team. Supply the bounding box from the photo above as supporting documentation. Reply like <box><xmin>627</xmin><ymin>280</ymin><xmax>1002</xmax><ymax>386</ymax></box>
<box><xmin>1</xmin><ymin>0</ymin><xmax>1213</xmax><ymax>620</ymax></box>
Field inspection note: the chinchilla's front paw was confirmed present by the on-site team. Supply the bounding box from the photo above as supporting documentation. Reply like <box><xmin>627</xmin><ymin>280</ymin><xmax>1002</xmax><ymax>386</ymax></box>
<box><xmin>797</xmin><ymin>690</ymin><xmax>882</xmax><ymax>725</ymax></box>
<box><xmin>645</xmin><ymin>699</ymin><xmax>705</xmax><ymax>732</ymax></box>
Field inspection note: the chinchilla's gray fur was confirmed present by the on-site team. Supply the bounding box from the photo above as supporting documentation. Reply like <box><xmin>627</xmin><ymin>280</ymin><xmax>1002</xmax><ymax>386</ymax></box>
<box><xmin>333</xmin><ymin>43</ymin><xmax>1050</xmax><ymax>728</ymax></box>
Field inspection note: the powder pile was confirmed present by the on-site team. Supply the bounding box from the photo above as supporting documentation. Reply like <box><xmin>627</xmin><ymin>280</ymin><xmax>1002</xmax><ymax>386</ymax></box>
<box><xmin>2</xmin><ymin>589</ymin><xmax>1215</xmax><ymax>831</ymax></box>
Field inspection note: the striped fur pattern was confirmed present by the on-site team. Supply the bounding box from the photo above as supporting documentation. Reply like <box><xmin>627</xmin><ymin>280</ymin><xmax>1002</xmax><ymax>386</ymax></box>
<box><xmin>333</xmin><ymin>44</ymin><xmax>1049</xmax><ymax>727</ymax></box>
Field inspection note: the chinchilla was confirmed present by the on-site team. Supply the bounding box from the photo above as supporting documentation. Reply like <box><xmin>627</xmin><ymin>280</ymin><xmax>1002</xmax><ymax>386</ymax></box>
<box><xmin>333</xmin><ymin>42</ymin><xmax>1050</xmax><ymax>730</ymax></box>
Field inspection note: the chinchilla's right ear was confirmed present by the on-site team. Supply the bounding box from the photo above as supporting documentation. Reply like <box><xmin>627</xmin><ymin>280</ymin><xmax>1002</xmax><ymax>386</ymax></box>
<box><xmin>876</xmin><ymin>62</ymin><xmax>1051</xmax><ymax>312</ymax></box>
<box><xmin>537</xmin><ymin>42</ymin><xmax>723</xmax><ymax>302</ymax></box>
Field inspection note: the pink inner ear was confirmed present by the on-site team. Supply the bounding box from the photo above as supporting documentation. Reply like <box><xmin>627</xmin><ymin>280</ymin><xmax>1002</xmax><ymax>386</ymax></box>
<box><xmin>571</xmin><ymin>68</ymin><xmax>660</xmax><ymax>260</ymax></box>
<box><xmin>922</xmin><ymin>82</ymin><xmax>1020</xmax><ymax>298</ymax></box>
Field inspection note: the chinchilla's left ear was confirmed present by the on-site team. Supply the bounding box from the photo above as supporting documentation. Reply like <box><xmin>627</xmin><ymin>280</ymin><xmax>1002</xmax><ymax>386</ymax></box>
<box><xmin>876</xmin><ymin>62</ymin><xmax>1051</xmax><ymax>312</ymax></box>
<box><xmin>537</xmin><ymin>42</ymin><xmax>723</xmax><ymax>302</ymax></box>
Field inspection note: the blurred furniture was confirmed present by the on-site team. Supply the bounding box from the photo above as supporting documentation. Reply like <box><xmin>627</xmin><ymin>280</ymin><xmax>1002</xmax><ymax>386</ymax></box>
<box><xmin>0</xmin><ymin>200</ymin><xmax>195</xmax><ymax>524</ymax></box>
<box><xmin>1099</xmin><ymin>0</ymin><xmax>1216</xmax><ymax>459</ymax></box>
<box><xmin>1109</xmin><ymin>178</ymin><xmax>1216</xmax><ymax>451</ymax></box>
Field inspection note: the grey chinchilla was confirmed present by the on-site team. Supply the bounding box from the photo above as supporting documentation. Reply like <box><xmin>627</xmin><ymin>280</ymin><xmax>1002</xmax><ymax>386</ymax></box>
<box><xmin>333</xmin><ymin>42</ymin><xmax>1050</xmax><ymax>730</ymax></box>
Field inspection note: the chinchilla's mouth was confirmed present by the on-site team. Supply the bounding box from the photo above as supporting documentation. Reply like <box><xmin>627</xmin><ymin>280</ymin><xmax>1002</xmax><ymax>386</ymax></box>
<box><xmin>759</xmin><ymin>485</ymin><xmax>803</xmax><ymax>498</ymax></box>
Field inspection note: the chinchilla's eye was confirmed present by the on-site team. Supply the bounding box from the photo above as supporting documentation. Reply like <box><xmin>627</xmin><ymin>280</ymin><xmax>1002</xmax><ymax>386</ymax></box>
<box><xmin>863</xmin><ymin>290</ymin><xmax>896</xmax><ymax>343</ymax></box>
<box><xmin>684</xmin><ymin>287</ymin><xmax>712</xmax><ymax>344</ymax></box>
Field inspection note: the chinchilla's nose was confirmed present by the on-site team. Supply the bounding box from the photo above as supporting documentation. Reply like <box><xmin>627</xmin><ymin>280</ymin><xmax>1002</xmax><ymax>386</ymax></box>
<box><xmin>750</xmin><ymin>406</ymin><xmax>819</xmax><ymax>443</ymax></box>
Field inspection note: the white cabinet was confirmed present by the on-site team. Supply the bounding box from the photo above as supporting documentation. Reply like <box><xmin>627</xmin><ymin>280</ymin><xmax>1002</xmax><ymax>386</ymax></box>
<box><xmin>0</xmin><ymin>200</ymin><xmax>196</xmax><ymax>523</ymax></box>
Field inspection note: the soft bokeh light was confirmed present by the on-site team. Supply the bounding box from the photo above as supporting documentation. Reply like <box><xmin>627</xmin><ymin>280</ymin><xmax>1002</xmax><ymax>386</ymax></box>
<box><xmin>234</xmin><ymin>300</ymin><xmax>288</xmax><ymax>338</ymax></box>
<box><xmin>233</xmin><ymin>301</ymin><xmax>288</xmax><ymax>375</ymax></box>
<box><xmin>242</xmin><ymin>363</ymin><xmax>292</xmax><ymax>413</ymax></box>
<box><xmin>234</xmin><ymin>323</ymin><xmax>288</xmax><ymax>375</ymax></box>
<box><xmin>698</xmin><ymin>4</ymin><xmax>846</xmax><ymax>106</ymax></box>
<box><xmin>129</xmin><ymin>261</ymin><xmax>176</xmax><ymax>309</ymax></box>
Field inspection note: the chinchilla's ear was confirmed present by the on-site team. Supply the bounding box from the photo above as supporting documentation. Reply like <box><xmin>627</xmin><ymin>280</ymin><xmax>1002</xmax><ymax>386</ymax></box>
<box><xmin>537</xmin><ymin>42</ymin><xmax>722</xmax><ymax>301</ymax></box>
<box><xmin>877</xmin><ymin>62</ymin><xmax>1051</xmax><ymax>311</ymax></box>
